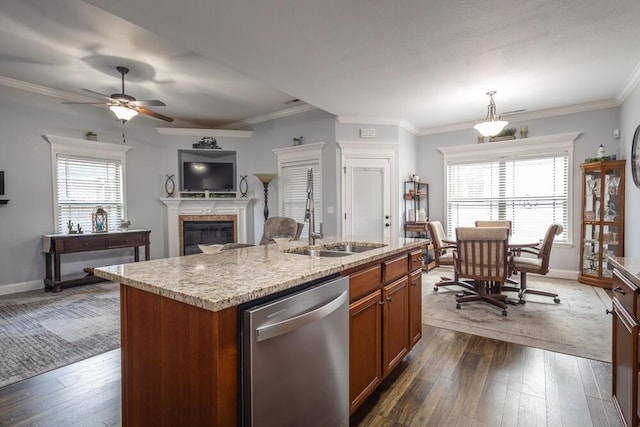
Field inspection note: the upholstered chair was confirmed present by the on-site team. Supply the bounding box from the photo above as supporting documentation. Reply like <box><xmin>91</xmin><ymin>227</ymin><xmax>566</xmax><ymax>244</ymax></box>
<box><xmin>454</xmin><ymin>226</ymin><xmax>511</xmax><ymax>316</ymax></box>
<box><xmin>427</xmin><ymin>221</ymin><xmax>474</xmax><ymax>294</ymax></box>
<box><xmin>475</xmin><ymin>220</ymin><xmax>513</xmax><ymax>235</ymax></box>
<box><xmin>510</xmin><ymin>223</ymin><xmax>563</xmax><ymax>303</ymax></box>
<box><xmin>259</xmin><ymin>216</ymin><xmax>299</xmax><ymax>245</ymax></box>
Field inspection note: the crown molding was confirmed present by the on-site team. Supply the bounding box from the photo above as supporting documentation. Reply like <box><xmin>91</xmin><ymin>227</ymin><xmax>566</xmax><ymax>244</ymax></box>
<box><xmin>0</xmin><ymin>75</ymin><xmax>95</xmax><ymax>103</ymax></box>
<box><xmin>418</xmin><ymin>99</ymin><xmax>620</xmax><ymax>136</ymax></box>
<box><xmin>155</xmin><ymin>128</ymin><xmax>254</xmax><ymax>138</ymax></box>
<box><xmin>617</xmin><ymin>61</ymin><xmax>640</xmax><ymax>103</ymax></box>
<box><xmin>216</xmin><ymin>103</ymin><xmax>317</xmax><ymax>129</ymax></box>
<box><xmin>336</xmin><ymin>116</ymin><xmax>418</xmax><ymax>135</ymax></box>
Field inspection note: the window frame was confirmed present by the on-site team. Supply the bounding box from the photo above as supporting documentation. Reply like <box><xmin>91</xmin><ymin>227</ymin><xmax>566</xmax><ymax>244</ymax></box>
<box><xmin>46</xmin><ymin>135</ymin><xmax>131</xmax><ymax>234</ymax></box>
<box><xmin>438</xmin><ymin>132</ymin><xmax>580</xmax><ymax>245</ymax></box>
<box><xmin>273</xmin><ymin>142</ymin><xmax>325</xmax><ymax>240</ymax></box>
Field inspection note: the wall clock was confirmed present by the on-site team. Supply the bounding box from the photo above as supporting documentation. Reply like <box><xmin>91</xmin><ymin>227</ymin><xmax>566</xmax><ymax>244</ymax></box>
<box><xmin>633</xmin><ymin>125</ymin><xmax>640</xmax><ymax>188</ymax></box>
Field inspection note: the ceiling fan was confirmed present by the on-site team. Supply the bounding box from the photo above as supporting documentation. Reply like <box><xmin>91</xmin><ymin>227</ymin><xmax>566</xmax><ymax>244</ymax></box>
<box><xmin>64</xmin><ymin>66</ymin><xmax>174</xmax><ymax>122</ymax></box>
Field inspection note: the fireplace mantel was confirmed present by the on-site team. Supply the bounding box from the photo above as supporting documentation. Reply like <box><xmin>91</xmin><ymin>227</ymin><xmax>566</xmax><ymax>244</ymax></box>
<box><xmin>161</xmin><ymin>198</ymin><xmax>254</xmax><ymax>257</ymax></box>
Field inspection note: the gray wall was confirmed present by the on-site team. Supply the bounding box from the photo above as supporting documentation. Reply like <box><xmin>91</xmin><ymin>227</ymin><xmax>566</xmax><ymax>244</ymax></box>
<box><xmin>0</xmin><ymin>87</ymin><xmax>336</xmax><ymax>291</ymax></box>
<box><xmin>416</xmin><ymin>107</ymin><xmax>623</xmax><ymax>275</ymax></box>
<box><xmin>620</xmin><ymin>84</ymin><xmax>640</xmax><ymax>258</ymax></box>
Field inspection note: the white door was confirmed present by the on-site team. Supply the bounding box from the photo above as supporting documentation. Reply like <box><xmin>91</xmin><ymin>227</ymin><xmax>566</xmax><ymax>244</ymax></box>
<box><xmin>343</xmin><ymin>158</ymin><xmax>391</xmax><ymax>240</ymax></box>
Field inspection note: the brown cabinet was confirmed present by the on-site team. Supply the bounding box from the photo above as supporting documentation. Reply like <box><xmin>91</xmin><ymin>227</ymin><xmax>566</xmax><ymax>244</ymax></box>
<box><xmin>579</xmin><ymin>160</ymin><xmax>625</xmax><ymax>288</ymax></box>
<box><xmin>612</xmin><ymin>269</ymin><xmax>640</xmax><ymax>427</ymax></box>
<box><xmin>345</xmin><ymin>248</ymin><xmax>423</xmax><ymax>414</ymax></box>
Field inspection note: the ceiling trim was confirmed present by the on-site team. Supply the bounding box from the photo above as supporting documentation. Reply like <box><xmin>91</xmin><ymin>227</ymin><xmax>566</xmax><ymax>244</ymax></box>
<box><xmin>217</xmin><ymin>103</ymin><xmax>317</xmax><ymax>129</ymax></box>
<box><xmin>155</xmin><ymin>128</ymin><xmax>254</xmax><ymax>138</ymax></box>
<box><xmin>417</xmin><ymin>99</ymin><xmax>620</xmax><ymax>136</ymax></box>
<box><xmin>0</xmin><ymin>75</ymin><xmax>95</xmax><ymax>103</ymax></box>
<box><xmin>336</xmin><ymin>116</ymin><xmax>418</xmax><ymax>135</ymax></box>
<box><xmin>617</xmin><ymin>61</ymin><xmax>640</xmax><ymax>103</ymax></box>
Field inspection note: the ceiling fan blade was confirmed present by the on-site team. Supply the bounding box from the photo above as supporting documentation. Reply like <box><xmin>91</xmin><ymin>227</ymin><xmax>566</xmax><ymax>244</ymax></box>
<box><xmin>81</xmin><ymin>88</ymin><xmax>116</xmax><ymax>101</ymax></box>
<box><xmin>62</xmin><ymin>101</ymin><xmax>109</xmax><ymax>105</ymax></box>
<box><xmin>132</xmin><ymin>99</ymin><xmax>166</xmax><ymax>107</ymax></box>
<box><xmin>136</xmin><ymin>106</ymin><xmax>174</xmax><ymax>122</ymax></box>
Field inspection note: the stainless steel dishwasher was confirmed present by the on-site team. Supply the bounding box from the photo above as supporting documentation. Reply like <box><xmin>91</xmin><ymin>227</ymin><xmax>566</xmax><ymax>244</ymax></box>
<box><xmin>241</xmin><ymin>275</ymin><xmax>349</xmax><ymax>427</ymax></box>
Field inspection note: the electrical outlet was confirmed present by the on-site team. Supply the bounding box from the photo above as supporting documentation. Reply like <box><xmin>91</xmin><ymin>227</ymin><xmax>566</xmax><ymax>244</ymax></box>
<box><xmin>360</xmin><ymin>128</ymin><xmax>376</xmax><ymax>138</ymax></box>
<box><xmin>613</xmin><ymin>129</ymin><xmax>620</xmax><ymax>139</ymax></box>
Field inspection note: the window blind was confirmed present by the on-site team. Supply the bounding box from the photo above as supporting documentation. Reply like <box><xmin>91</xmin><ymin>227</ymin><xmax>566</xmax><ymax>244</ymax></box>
<box><xmin>446</xmin><ymin>154</ymin><xmax>568</xmax><ymax>242</ymax></box>
<box><xmin>55</xmin><ymin>154</ymin><xmax>124</xmax><ymax>233</ymax></box>
<box><xmin>280</xmin><ymin>161</ymin><xmax>321</xmax><ymax>240</ymax></box>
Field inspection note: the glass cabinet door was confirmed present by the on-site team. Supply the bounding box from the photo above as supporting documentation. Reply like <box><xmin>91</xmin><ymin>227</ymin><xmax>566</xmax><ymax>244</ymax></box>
<box><xmin>579</xmin><ymin>160</ymin><xmax>625</xmax><ymax>287</ymax></box>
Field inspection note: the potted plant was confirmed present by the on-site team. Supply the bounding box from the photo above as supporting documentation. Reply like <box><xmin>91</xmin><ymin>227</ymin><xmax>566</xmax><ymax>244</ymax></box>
<box><xmin>490</xmin><ymin>127</ymin><xmax>517</xmax><ymax>142</ymax></box>
<box><xmin>85</xmin><ymin>131</ymin><xmax>97</xmax><ymax>141</ymax></box>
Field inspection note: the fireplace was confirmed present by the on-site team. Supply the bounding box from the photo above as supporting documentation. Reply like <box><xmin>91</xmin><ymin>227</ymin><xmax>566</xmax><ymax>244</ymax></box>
<box><xmin>179</xmin><ymin>215</ymin><xmax>237</xmax><ymax>255</ymax></box>
<box><xmin>161</xmin><ymin>198</ymin><xmax>253</xmax><ymax>258</ymax></box>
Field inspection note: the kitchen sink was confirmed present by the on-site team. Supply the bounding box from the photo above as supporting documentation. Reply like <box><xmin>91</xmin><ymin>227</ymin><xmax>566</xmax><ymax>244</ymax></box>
<box><xmin>285</xmin><ymin>242</ymin><xmax>386</xmax><ymax>257</ymax></box>
<box><xmin>323</xmin><ymin>243</ymin><xmax>387</xmax><ymax>253</ymax></box>
<box><xmin>288</xmin><ymin>249</ymin><xmax>353</xmax><ymax>257</ymax></box>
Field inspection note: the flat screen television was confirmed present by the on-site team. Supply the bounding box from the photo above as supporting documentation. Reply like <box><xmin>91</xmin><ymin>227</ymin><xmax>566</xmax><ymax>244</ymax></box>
<box><xmin>182</xmin><ymin>162</ymin><xmax>235</xmax><ymax>191</ymax></box>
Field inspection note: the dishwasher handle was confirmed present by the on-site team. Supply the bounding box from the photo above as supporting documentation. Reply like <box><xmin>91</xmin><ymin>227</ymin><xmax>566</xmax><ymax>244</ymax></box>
<box><xmin>255</xmin><ymin>290</ymin><xmax>348</xmax><ymax>342</ymax></box>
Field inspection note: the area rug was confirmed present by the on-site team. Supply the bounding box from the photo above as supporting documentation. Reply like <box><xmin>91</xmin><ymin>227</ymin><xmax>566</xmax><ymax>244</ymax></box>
<box><xmin>422</xmin><ymin>267</ymin><xmax>612</xmax><ymax>362</ymax></box>
<box><xmin>0</xmin><ymin>282</ymin><xmax>120</xmax><ymax>387</ymax></box>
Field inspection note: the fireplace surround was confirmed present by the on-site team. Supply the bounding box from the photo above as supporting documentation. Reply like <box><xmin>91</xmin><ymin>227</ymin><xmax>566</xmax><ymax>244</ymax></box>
<box><xmin>161</xmin><ymin>198</ymin><xmax>253</xmax><ymax>257</ymax></box>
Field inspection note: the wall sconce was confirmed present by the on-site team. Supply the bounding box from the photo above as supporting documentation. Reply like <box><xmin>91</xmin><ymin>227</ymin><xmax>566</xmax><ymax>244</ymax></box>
<box><xmin>254</xmin><ymin>173</ymin><xmax>277</xmax><ymax>222</ymax></box>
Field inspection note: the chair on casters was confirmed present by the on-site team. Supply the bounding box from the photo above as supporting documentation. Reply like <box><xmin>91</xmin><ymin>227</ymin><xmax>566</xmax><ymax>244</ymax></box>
<box><xmin>426</xmin><ymin>221</ymin><xmax>474</xmax><ymax>294</ymax></box>
<box><xmin>454</xmin><ymin>226</ymin><xmax>511</xmax><ymax>316</ymax></box>
<box><xmin>510</xmin><ymin>223</ymin><xmax>563</xmax><ymax>304</ymax></box>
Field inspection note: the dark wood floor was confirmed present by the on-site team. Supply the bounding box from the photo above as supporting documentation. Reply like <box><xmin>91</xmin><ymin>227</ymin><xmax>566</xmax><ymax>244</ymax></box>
<box><xmin>0</xmin><ymin>324</ymin><xmax>621</xmax><ymax>427</ymax></box>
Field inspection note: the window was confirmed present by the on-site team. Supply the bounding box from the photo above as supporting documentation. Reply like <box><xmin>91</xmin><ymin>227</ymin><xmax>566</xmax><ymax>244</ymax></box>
<box><xmin>439</xmin><ymin>133</ymin><xmax>578</xmax><ymax>243</ymax></box>
<box><xmin>46</xmin><ymin>135</ymin><xmax>131</xmax><ymax>233</ymax></box>
<box><xmin>274</xmin><ymin>142</ymin><xmax>325</xmax><ymax>240</ymax></box>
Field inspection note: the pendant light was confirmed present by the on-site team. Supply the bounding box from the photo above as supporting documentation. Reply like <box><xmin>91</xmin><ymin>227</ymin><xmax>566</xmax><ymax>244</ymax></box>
<box><xmin>473</xmin><ymin>91</ymin><xmax>508</xmax><ymax>137</ymax></box>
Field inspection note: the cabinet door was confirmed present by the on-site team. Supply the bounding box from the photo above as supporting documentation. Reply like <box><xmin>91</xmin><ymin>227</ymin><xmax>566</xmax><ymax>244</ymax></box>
<box><xmin>349</xmin><ymin>290</ymin><xmax>382</xmax><ymax>413</ymax></box>
<box><xmin>612</xmin><ymin>298</ymin><xmax>639</xmax><ymax>427</ymax></box>
<box><xmin>382</xmin><ymin>276</ymin><xmax>409</xmax><ymax>376</ymax></box>
<box><xmin>408</xmin><ymin>270</ymin><xmax>422</xmax><ymax>348</ymax></box>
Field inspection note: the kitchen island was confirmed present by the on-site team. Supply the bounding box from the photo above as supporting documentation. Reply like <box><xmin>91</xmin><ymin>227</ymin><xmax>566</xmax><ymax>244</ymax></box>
<box><xmin>94</xmin><ymin>236</ymin><xmax>426</xmax><ymax>426</ymax></box>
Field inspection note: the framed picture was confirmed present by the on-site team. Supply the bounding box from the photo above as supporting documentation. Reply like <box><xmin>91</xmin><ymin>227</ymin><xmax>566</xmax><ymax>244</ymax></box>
<box><xmin>0</xmin><ymin>171</ymin><xmax>4</xmax><ymax>195</ymax></box>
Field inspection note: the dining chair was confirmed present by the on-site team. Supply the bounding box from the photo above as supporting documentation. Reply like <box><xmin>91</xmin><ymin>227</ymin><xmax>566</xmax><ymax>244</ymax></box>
<box><xmin>510</xmin><ymin>223</ymin><xmax>563</xmax><ymax>303</ymax></box>
<box><xmin>475</xmin><ymin>220</ymin><xmax>512</xmax><ymax>235</ymax></box>
<box><xmin>454</xmin><ymin>226</ymin><xmax>511</xmax><ymax>316</ymax></box>
<box><xmin>427</xmin><ymin>221</ymin><xmax>474</xmax><ymax>293</ymax></box>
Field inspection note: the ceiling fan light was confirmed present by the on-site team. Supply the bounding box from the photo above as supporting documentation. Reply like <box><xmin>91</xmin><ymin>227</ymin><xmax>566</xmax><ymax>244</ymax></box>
<box><xmin>473</xmin><ymin>91</ymin><xmax>509</xmax><ymax>137</ymax></box>
<box><xmin>109</xmin><ymin>105</ymin><xmax>138</xmax><ymax>121</ymax></box>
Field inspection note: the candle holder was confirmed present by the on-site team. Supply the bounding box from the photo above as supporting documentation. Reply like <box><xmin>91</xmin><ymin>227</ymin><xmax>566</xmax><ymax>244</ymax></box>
<box><xmin>254</xmin><ymin>173</ymin><xmax>277</xmax><ymax>222</ymax></box>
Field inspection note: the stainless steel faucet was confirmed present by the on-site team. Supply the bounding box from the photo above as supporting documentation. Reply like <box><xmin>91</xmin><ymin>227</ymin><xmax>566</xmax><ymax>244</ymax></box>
<box><xmin>304</xmin><ymin>168</ymin><xmax>323</xmax><ymax>245</ymax></box>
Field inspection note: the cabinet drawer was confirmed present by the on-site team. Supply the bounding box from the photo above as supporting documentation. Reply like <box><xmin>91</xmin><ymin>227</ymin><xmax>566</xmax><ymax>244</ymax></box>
<box><xmin>613</xmin><ymin>269</ymin><xmax>639</xmax><ymax>317</ymax></box>
<box><xmin>349</xmin><ymin>264</ymin><xmax>382</xmax><ymax>303</ymax></box>
<box><xmin>108</xmin><ymin>234</ymin><xmax>145</xmax><ymax>248</ymax></box>
<box><xmin>409</xmin><ymin>250</ymin><xmax>423</xmax><ymax>272</ymax></box>
<box><xmin>61</xmin><ymin>236</ymin><xmax>108</xmax><ymax>252</ymax></box>
<box><xmin>383</xmin><ymin>255</ymin><xmax>408</xmax><ymax>284</ymax></box>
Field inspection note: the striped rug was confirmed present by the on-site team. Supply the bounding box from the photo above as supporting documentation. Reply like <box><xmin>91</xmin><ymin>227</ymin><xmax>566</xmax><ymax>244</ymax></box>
<box><xmin>0</xmin><ymin>282</ymin><xmax>120</xmax><ymax>387</ymax></box>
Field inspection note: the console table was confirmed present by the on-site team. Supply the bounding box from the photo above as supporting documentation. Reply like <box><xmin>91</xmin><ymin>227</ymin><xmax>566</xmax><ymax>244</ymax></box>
<box><xmin>42</xmin><ymin>229</ymin><xmax>151</xmax><ymax>292</ymax></box>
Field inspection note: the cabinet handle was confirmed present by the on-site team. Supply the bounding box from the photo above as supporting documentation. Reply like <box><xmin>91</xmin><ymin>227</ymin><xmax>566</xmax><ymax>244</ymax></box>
<box><xmin>378</xmin><ymin>301</ymin><xmax>384</xmax><ymax>306</ymax></box>
<box><xmin>613</xmin><ymin>286</ymin><xmax>625</xmax><ymax>295</ymax></box>
<box><xmin>386</xmin><ymin>296</ymin><xmax>392</xmax><ymax>302</ymax></box>
<box><xmin>606</xmin><ymin>309</ymin><xmax>613</xmax><ymax>315</ymax></box>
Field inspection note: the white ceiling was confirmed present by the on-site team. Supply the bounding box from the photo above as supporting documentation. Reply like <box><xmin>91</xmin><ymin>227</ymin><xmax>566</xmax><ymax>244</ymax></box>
<box><xmin>2</xmin><ymin>0</ymin><xmax>640</xmax><ymax>133</ymax></box>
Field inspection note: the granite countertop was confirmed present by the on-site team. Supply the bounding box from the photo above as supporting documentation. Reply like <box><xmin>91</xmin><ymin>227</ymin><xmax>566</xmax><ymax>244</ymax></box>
<box><xmin>94</xmin><ymin>236</ymin><xmax>426</xmax><ymax>312</ymax></box>
<box><xmin>608</xmin><ymin>256</ymin><xmax>640</xmax><ymax>286</ymax></box>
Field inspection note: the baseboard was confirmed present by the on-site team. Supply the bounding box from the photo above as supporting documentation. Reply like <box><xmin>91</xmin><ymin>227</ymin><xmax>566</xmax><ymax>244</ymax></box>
<box><xmin>0</xmin><ymin>280</ymin><xmax>43</xmax><ymax>296</ymax></box>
